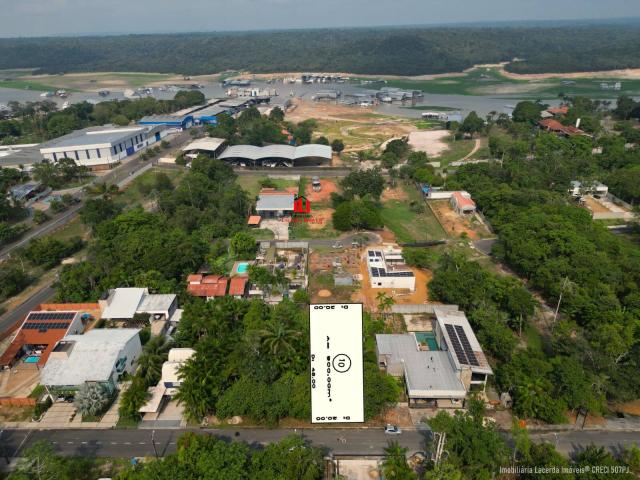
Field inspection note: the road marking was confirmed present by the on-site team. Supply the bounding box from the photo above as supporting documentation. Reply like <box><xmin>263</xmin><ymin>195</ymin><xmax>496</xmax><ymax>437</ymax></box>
<box><xmin>81</xmin><ymin>441</ymin><xmax>87</xmax><ymax>444</ymax></box>
<box><xmin>111</xmin><ymin>442</ymin><xmax>118</xmax><ymax>445</ymax></box>
<box><xmin>67</xmin><ymin>441</ymin><xmax>73</xmax><ymax>444</ymax></box>
<box><xmin>139</xmin><ymin>442</ymin><xmax>146</xmax><ymax>445</ymax></box>
<box><xmin>124</xmin><ymin>442</ymin><xmax>131</xmax><ymax>445</ymax></box>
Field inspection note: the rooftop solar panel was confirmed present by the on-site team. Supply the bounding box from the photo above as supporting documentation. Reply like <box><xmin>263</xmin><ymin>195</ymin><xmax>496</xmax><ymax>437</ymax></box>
<box><xmin>445</xmin><ymin>323</ymin><xmax>470</xmax><ymax>366</ymax></box>
<box><xmin>28</xmin><ymin>312</ymin><xmax>75</xmax><ymax>321</ymax></box>
<box><xmin>454</xmin><ymin>325</ymin><xmax>480</xmax><ymax>366</ymax></box>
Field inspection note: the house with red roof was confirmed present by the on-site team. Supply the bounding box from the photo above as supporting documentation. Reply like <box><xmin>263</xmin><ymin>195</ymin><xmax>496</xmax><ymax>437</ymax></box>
<box><xmin>229</xmin><ymin>277</ymin><xmax>248</xmax><ymax>299</ymax></box>
<box><xmin>186</xmin><ymin>274</ymin><xmax>229</xmax><ymax>300</ymax></box>
<box><xmin>538</xmin><ymin>118</ymin><xmax>589</xmax><ymax>137</ymax></box>
<box><xmin>0</xmin><ymin>309</ymin><xmax>86</xmax><ymax>368</ymax></box>
<box><xmin>450</xmin><ymin>191</ymin><xmax>476</xmax><ymax>215</ymax></box>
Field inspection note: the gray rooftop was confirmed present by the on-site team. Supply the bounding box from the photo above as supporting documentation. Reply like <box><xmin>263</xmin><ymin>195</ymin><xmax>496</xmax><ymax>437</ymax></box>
<box><xmin>0</xmin><ymin>144</ymin><xmax>43</xmax><ymax>168</ymax></box>
<box><xmin>40</xmin><ymin>126</ymin><xmax>147</xmax><ymax>151</ymax></box>
<box><xmin>377</xmin><ymin>334</ymin><xmax>466</xmax><ymax>398</ymax></box>
<box><xmin>256</xmin><ymin>193</ymin><xmax>295</xmax><ymax>211</ymax></box>
<box><xmin>139</xmin><ymin>114</ymin><xmax>191</xmax><ymax>123</ymax></box>
<box><xmin>219</xmin><ymin>144</ymin><xmax>331</xmax><ymax>161</ymax></box>
<box><xmin>9</xmin><ymin>182</ymin><xmax>42</xmax><ymax>200</ymax></box>
<box><xmin>41</xmin><ymin>328</ymin><xmax>140</xmax><ymax>387</ymax></box>
<box><xmin>137</xmin><ymin>293</ymin><xmax>176</xmax><ymax>313</ymax></box>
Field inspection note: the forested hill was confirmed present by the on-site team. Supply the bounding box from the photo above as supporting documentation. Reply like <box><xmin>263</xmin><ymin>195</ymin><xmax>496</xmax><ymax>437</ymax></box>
<box><xmin>2</xmin><ymin>25</ymin><xmax>640</xmax><ymax>76</ymax></box>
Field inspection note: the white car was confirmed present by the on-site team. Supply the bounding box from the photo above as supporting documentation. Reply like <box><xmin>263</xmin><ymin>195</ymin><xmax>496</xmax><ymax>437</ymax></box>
<box><xmin>384</xmin><ymin>424</ymin><xmax>402</xmax><ymax>435</ymax></box>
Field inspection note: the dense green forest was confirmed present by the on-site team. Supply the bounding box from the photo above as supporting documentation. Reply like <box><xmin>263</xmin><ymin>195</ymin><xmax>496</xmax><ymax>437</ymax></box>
<box><xmin>2</xmin><ymin>25</ymin><xmax>640</xmax><ymax>76</ymax></box>
<box><xmin>437</xmin><ymin>96</ymin><xmax>640</xmax><ymax>422</ymax></box>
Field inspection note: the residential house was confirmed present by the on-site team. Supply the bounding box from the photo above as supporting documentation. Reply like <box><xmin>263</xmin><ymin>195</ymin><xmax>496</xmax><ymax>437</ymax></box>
<box><xmin>366</xmin><ymin>247</ymin><xmax>415</xmax><ymax>291</ymax></box>
<box><xmin>376</xmin><ymin>306</ymin><xmax>492</xmax><ymax>408</ymax></box>
<box><xmin>450</xmin><ymin>191</ymin><xmax>476</xmax><ymax>215</ymax></box>
<box><xmin>41</xmin><ymin>328</ymin><xmax>141</xmax><ymax>396</ymax></box>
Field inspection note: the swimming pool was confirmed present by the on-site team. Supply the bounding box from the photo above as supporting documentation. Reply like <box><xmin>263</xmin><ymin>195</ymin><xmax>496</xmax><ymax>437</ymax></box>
<box><xmin>24</xmin><ymin>355</ymin><xmax>40</xmax><ymax>363</ymax></box>
<box><xmin>414</xmin><ymin>332</ymin><xmax>438</xmax><ymax>351</ymax></box>
<box><xmin>237</xmin><ymin>262</ymin><xmax>249</xmax><ymax>274</ymax></box>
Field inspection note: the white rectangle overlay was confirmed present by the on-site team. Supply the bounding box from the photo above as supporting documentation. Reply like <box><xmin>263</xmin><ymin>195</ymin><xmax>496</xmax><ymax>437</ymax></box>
<box><xmin>310</xmin><ymin>303</ymin><xmax>364</xmax><ymax>423</ymax></box>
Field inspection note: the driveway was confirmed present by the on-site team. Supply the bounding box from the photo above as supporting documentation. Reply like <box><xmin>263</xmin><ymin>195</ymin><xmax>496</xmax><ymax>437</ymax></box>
<box><xmin>260</xmin><ymin>219</ymin><xmax>289</xmax><ymax>240</ymax></box>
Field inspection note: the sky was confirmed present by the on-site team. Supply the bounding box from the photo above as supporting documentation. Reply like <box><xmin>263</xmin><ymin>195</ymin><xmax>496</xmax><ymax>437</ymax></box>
<box><xmin>1</xmin><ymin>0</ymin><xmax>640</xmax><ymax>37</ymax></box>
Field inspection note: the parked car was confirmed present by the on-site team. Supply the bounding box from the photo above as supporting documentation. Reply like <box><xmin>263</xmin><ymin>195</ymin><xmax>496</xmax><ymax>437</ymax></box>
<box><xmin>384</xmin><ymin>424</ymin><xmax>402</xmax><ymax>435</ymax></box>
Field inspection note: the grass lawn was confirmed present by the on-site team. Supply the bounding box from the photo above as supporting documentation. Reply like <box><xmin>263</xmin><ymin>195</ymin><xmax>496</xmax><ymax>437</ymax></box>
<box><xmin>433</xmin><ymin>137</ymin><xmax>477</xmax><ymax>167</ymax></box>
<box><xmin>237</xmin><ymin>175</ymin><xmax>298</xmax><ymax>197</ymax></box>
<box><xmin>381</xmin><ymin>184</ymin><xmax>447</xmax><ymax>242</ymax></box>
<box><xmin>357</xmin><ymin>66</ymin><xmax>640</xmax><ymax>98</ymax></box>
<box><xmin>290</xmin><ymin>217</ymin><xmax>339</xmax><ymax>239</ymax></box>
<box><xmin>116</xmin><ymin>167</ymin><xmax>184</xmax><ymax>206</ymax></box>
<box><xmin>248</xmin><ymin>228</ymin><xmax>274</xmax><ymax>240</ymax></box>
<box><xmin>49</xmin><ymin>216</ymin><xmax>87</xmax><ymax>242</ymax></box>
<box><xmin>0</xmin><ymin>79</ymin><xmax>77</xmax><ymax>92</ymax></box>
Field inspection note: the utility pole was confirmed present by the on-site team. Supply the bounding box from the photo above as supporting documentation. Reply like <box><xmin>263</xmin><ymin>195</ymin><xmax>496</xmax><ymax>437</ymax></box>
<box><xmin>151</xmin><ymin>430</ymin><xmax>158</xmax><ymax>459</ymax></box>
<box><xmin>432</xmin><ymin>431</ymin><xmax>446</xmax><ymax>467</ymax></box>
<box><xmin>552</xmin><ymin>276</ymin><xmax>570</xmax><ymax>331</ymax></box>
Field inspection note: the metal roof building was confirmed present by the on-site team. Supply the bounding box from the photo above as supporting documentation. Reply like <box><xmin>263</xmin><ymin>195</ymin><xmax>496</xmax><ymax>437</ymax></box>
<box><xmin>219</xmin><ymin>144</ymin><xmax>331</xmax><ymax>166</ymax></box>
<box><xmin>181</xmin><ymin>138</ymin><xmax>226</xmax><ymax>158</ymax></box>
<box><xmin>0</xmin><ymin>144</ymin><xmax>43</xmax><ymax>170</ymax></box>
<box><xmin>138</xmin><ymin>114</ymin><xmax>194</xmax><ymax>130</ymax></box>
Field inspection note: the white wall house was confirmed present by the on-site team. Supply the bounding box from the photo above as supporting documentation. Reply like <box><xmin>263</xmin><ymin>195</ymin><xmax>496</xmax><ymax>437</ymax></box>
<box><xmin>40</xmin><ymin>125</ymin><xmax>166</xmax><ymax>170</ymax></box>
<box><xmin>366</xmin><ymin>247</ymin><xmax>416</xmax><ymax>291</ymax></box>
<box><xmin>42</xmin><ymin>328</ymin><xmax>142</xmax><ymax>395</ymax></box>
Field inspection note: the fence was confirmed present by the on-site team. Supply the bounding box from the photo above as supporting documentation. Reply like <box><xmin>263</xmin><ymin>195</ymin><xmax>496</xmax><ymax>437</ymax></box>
<box><xmin>390</xmin><ymin>304</ymin><xmax>459</xmax><ymax>314</ymax></box>
<box><xmin>0</xmin><ymin>397</ymin><xmax>36</xmax><ymax>406</ymax></box>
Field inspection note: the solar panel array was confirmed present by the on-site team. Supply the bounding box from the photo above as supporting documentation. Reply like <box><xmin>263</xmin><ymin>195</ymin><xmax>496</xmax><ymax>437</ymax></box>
<box><xmin>23</xmin><ymin>322</ymin><xmax>71</xmax><ymax>330</ymax></box>
<box><xmin>370</xmin><ymin>267</ymin><xmax>414</xmax><ymax>278</ymax></box>
<box><xmin>445</xmin><ymin>324</ymin><xmax>480</xmax><ymax>367</ymax></box>
<box><xmin>27</xmin><ymin>312</ymin><xmax>75</xmax><ymax>321</ymax></box>
<box><xmin>454</xmin><ymin>325</ymin><xmax>480</xmax><ymax>366</ymax></box>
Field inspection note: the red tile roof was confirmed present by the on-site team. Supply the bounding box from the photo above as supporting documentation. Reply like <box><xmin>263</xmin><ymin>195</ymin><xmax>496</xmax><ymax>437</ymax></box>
<box><xmin>452</xmin><ymin>191</ymin><xmax>476</xmax><ymax>209</ymax></box>
<box><xmin>187</xmin><ymin>275</ymin><xmax>228</xmax><ymax>297</ymax></box>
<box><xmin>247</xmin><ymin>215</ymin><xmax>261</xmax><ymax>226</ymax></box>
<box><xmin>187</xmin><ymin>274</ymin><xmax>203</xmax><ymax>283</ymax></box>
<box><xmin>229</xmin><ymin>277</ymin><xmax>248</xmax><ymax>296</ymax></box>
<box><xmin>547</xmin><ymin>106</ymin><xmax>569</xmax><ymax>116</ymax></box>
<box><xmin>0</xmin><ymin>311</ymin><xmax>79</xmax><ymax>367</ymax></box>
<box><xmin>539</xmin><ymin>118</ymin><xmax>586</xmax><ymax>136</ymax></box>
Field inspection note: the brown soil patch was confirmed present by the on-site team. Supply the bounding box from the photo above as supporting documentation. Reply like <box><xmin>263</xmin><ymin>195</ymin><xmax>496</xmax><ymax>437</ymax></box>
<box><xmin>381</xmin><ymin>186</ymin><xmax>409</xmax><ymax>202</ymax></box>
<box><xmin>379</xmin><ymin>228</ymin><xmax>397</xmax><ymax>243</ymax></box>
<box><xmin>305</xmin><ymin>179</ymin><xmax>339</xmax><ymax>203</ymax></box>
<box><xmin>318</xmin><ymin>289</ymin><xmax>332</xmax><ymax>297</ymax></box>
<box><xmin>612</xmin><ymin>400</ymin><xmax>640</xmax><ymax>417</ymax></box>
<box><xmin>287</xmin><ymin>99</ymin><xmax>376</xmax><ymax>123</ymax></box>
<box><xmin>429</xmin><ymin>200</ymin><xmax>479</xmax><ymax>239</ymax></box>
<box><xmin>408</xmin><ymin>130</ymin><xmax>451</xmax><ymax>157</ymax></box>
<box><xmin>308</xmin><ymin>208</ymin><xmax>334</xmax><ymax>230</ymax></box>
<box><xmin>582</xmin><ymin>196</ymin><xmax>611</xmax><ymax>213</ymax></box>
<box><xmin>357</xmin><ymin>246</ymin><xmax>432</xmax><ymax>310</ymax></box>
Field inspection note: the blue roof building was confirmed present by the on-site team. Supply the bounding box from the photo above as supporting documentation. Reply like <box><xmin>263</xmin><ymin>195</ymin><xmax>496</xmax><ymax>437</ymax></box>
<box><xmin>138</xmin><ymin>114</ymin><xmax>194</xmax><ymax>130</ymax></box>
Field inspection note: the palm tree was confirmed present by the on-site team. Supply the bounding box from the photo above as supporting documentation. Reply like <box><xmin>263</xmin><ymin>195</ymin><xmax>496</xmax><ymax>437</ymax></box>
<box><xmin>376</xmin><ymin>292</ymin><xmax>396</xmax><ymax>321</ymax></box>
<box><xmin>382</xmin><ymin>441</ymin><xmax>416</xmax><ymax>480</ymax></box>
<box><xmin>137</xmin><ymin>335</ymin><xmax>172</xmax><ymax>385</ymax></box>
<box><xmin>258</xmin><ymin>320</ymin><xmax>301</xmax><ymax>359</ymax></box>
<box><xmin>74</xmin><ymin>383</ymin><xmax>110</xmax><ymax>418</ymax></box>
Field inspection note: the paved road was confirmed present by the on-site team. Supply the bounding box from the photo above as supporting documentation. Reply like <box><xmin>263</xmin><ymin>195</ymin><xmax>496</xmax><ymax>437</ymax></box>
<box><xmin>530</xmin><ymin>431</ymin><xmax>640</xmax><ymax>457</ymax></box>
<box><xmin>0</xmin><ymin>131</ymin><xmax>192</xmax><ymax>262</ymax></box>
<box><xmin>1</xmin><ymin>428</ymin><xmax>637</xmax><ymax>460</ymax></box>
<box><xmin>0</xmin><ymin>285</ymin><xmax>55</xmax><ymax>339</ymax></box>
<box><xmin>0</xmin><ymin>427</ymin><xmax>429</xmax><ymax>459</ymax></box>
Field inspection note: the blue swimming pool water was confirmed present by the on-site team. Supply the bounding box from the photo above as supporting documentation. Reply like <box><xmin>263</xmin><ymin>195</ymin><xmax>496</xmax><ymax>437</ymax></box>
<box><xmin>237</xmin><ymin>262</ymin><xmax>249</xmax><ymax>274</ymax></box>
<box><xmin>24</xmin><ymin>355</ymin><xmax>40</xmax><ymax>363</ymax></box>
<box><xmin>415</xmin><ymin>332</ymin><xmax>438</xmax><ymax>351</ymax></box>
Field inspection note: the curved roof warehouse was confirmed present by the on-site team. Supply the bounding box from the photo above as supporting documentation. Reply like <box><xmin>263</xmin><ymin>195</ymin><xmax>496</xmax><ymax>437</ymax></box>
<box><xmin>218</xmin><ymin>144</ymin><xmax>331</xmax><ymax>166</ymax></box>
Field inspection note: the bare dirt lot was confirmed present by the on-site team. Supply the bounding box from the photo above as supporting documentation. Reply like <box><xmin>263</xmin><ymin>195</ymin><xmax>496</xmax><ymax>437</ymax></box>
<box><xmin>304</xmin><ymin>179</ymin><xmax>339</xmax><ymax>203</ymax></box>
<box><xmin>407</xmin><ymin>130</ymin><xmax>450</xmax><ymax>157</ymax></box>
<box><xmin>582</xmin><ymin>196</ymin><xmax>611</xmax><ymax>213</ymax></box>
<box><xmin>308</xmin><ymin>208</ymin><xmax>334</xmax><ymax>230</ymax></box>
<box><xmin>381</xmin><ymin>185</ymin><xmax>409</xmax><ymax>202</ymax></box>
<box><xmin>429</xmin><ymin>200</ymin><xmax>488</xmax><ymax>239</ymax></box>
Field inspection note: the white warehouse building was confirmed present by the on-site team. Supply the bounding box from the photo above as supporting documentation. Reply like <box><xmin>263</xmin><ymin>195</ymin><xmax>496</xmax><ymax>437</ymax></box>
<box><xmin>39</xmin><ymin>125</ymin><xmax>167</xmax><ymax>170</ymax></box>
